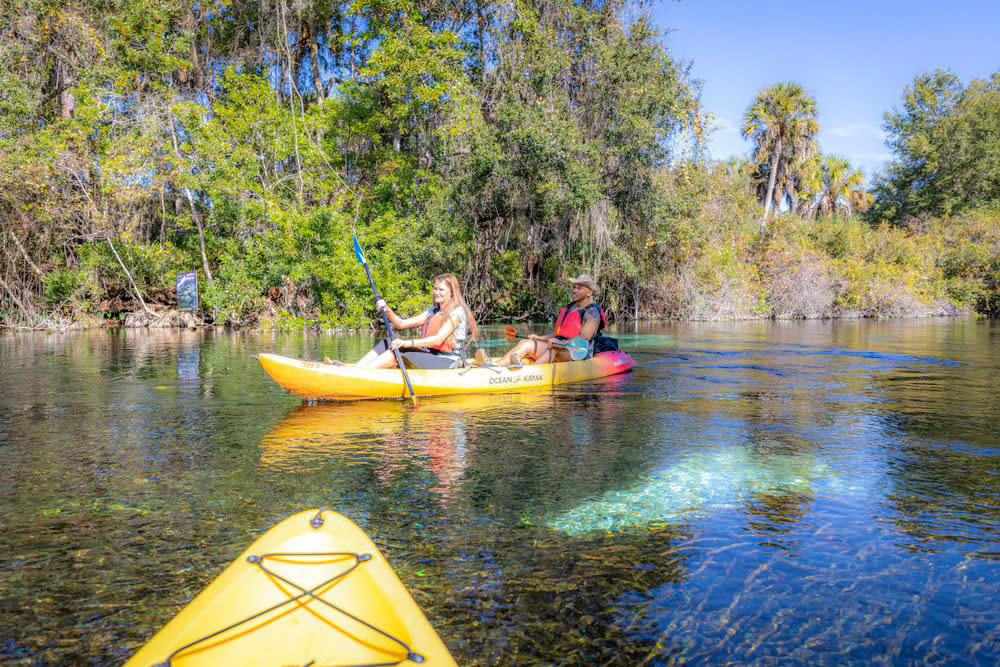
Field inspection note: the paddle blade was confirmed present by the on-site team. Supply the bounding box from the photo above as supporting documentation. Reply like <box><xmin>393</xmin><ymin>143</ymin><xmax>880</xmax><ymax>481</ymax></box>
<box><xmin>566</xmin><ymin>338</ymin><xmax>588</xmax><ymax>361</ymax></box>
<box><xmin>504</xmin><ymin>325</ymin><xmax>517</xmax><ymax>342</ymax></box>
<box><xmin>352</xmin><ymin>233</ymin><xmax>367</xmax><ymax>265</ymax></box>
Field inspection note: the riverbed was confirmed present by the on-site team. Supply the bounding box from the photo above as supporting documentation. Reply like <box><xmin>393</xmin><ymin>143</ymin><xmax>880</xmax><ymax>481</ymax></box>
<box><xmin>1</xmin><ymin>320</ymin><xmax>998</xmax><ymax>664</ymax></box>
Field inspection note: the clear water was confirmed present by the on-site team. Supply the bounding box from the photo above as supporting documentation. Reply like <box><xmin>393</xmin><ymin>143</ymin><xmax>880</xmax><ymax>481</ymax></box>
<box><xmin>1</xmin><ymin>320</ymin><xmax>998</xmax><ymax>665</ymax></box>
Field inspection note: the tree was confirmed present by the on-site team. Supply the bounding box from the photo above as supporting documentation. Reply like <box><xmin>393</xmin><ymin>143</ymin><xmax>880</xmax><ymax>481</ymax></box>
<box><xmin>742</xmin><ymin>83</ymin><xmax>819</xmax><ymax>232</ymax></box>
<box><xmin>435</xmin><ymin>1</ymin><xmax>700</xmax><ymax>319</ymax></box>
<box><xmin>812</xmin><ymin>155</ymin><xmax>868</xmax><ymax>218</ymax></box>
<box><xmin>870</xmin><ymin>69</ymin><xmax>1000</xmax><ymax>223</ymax></box>
<box><xmin>783</xmin><ymin>152</ymin><xmax>822</xmax><ymax>216</ymax></box>
<box><xmin>0</xmin><ymin>0</ymin><xmax>703</xmax><ymax>327</ymax></box>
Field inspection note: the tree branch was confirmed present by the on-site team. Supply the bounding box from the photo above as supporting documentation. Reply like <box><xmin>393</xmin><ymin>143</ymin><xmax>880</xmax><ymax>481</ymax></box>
<box><xmin>106</xmin><ymin>237</ymin><xmax>155</xmax><ymax>316</ymax></box>
<box><xmin>9</xmin><ymin>230</ymin><xmax>44</xmax><ymax>278</ymax></box>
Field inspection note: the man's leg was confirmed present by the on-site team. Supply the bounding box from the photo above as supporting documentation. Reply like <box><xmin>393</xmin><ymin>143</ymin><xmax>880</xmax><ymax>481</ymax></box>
<box><xmin>498</xmin><ymin>338</ymin><xmax>548</xmax><ymax>366</ymax></box>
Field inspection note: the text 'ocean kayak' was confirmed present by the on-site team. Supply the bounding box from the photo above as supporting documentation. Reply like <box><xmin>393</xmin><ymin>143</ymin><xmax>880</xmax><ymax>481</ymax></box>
<box><xmin>125</xmin><ymin>509</ymin><xmax>455</xmax><ymax>666</ymax></box>
<box><xmin>258</xmin><ymin>350</ymin><xmax>635</xmax><ymax>400</ymax></box>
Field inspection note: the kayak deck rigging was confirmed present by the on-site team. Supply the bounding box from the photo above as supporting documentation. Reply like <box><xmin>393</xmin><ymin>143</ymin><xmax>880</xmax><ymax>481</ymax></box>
<box><xmin>125</xmin><ymin>509</ymin><xmax>455</xmax><ymax>666</ymax></box>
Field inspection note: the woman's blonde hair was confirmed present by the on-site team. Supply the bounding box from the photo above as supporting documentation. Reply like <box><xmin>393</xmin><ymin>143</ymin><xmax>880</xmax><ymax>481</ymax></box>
<box><xmin>433</xmin><ymin>273</ymin><xmax>478</xmax><ymax>341</ymax></box>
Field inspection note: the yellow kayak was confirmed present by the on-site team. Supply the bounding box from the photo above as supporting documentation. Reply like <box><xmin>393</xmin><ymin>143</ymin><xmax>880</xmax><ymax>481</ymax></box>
<box><xmin>125</xmin><ymin>509</ymin><xmax>456</xmax><ymax>667</ymax></box>
<box><xmin>258</xmin><ymin>350</ymin><xmax>635</xmax><ymax>400</ymax></box>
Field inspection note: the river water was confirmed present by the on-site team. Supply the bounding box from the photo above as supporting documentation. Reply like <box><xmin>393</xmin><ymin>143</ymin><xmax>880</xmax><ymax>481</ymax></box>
<box><xmin>1</xmin><ymin>320</ymin><xmax>998</xmax><ymax>665</ymax></box>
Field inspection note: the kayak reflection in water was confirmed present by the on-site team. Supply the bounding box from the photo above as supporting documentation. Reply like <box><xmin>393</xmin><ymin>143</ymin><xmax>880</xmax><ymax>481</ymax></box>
<box><xmin>323</xmin><ymin>273</ymin><xmax>478</xmax><ymax>370</ymax></box>
<box><xmin>492</xmin><ymin>273</ymin><xmax>607</xmax><ymax>367</ymax></box>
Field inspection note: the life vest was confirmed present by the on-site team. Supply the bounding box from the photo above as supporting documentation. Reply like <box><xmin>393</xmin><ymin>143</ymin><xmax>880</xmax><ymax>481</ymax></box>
<box><xmin>553</xmin><ymin>302</ymin><xmax>606</xmax><ymax>339</ymax></box>
<box><xmin>421</xmin><ymin>306</ymin><xmax>471</xmax><ymax>355</ymax></box>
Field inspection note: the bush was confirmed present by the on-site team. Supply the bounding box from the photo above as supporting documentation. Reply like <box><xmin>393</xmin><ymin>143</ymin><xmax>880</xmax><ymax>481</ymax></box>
<box><xmin>668</xmin><ymin>239</ymin><xmax>767</xmax><ymax>320</ymax></box>
<box><xmin>764</xmin><ymin>243</ymin><xmax>836</xmax><ymax>319</ymax></box>
<box><xmin>78</xmin><ymin>240</ymin><xmax>192</xmax><ymax>294</ymax></box>
<box><xmin>42</xmin><ymin>268</ymin><xmax>88</xmax><ymax>305</ymax></box>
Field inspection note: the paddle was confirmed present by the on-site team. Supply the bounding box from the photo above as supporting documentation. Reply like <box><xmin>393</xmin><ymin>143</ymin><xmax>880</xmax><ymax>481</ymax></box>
<box><xmin>504</xmin><ymin>326</ymin><xmax>589</xmax><ymax>361</ymax></box>
<box><xmin>353</xmin><ymin>232</ymin><xmax>419</xmax><ymax>408</ymax></box>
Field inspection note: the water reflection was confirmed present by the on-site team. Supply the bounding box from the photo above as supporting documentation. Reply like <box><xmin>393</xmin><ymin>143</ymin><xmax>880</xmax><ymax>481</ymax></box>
<box><xmin>2</xmin><ymin>322</ymin><xmax>1000</xmax><ymax>665</ymax></box>
<box><xmin>260</xmin><ymin>393</ymin><xmax>557</xmax><ymax>499</ymax></box>
<box><xmin>176</xmin><ymin>340</ymin><xmax>200</xmax><ymax>381</ymax></box>
<box><xmin>260</xmin><ymin>380</ymin><xmax>642</xmax><ymax>510</ymax></box>
<box><xmin>884</xmin><ymin>442</ymin><xmax>1000</xmax><ymax>556</ymax></box>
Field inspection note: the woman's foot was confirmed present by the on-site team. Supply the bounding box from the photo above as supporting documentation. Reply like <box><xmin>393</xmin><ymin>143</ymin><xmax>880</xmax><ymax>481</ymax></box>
<box><xmin>322</xmin><ymin>356</ymin><xmax>345</xmax><ymax>366</ymax></box>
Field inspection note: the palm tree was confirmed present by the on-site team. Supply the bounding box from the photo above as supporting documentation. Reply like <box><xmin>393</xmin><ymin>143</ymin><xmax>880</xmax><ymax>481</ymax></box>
<box><xmin>847</xmin><ymin>188</ymin><xmax>874</xmax><ymax>215</ymax></box>
<box><xmin>790</xmin><ymin>153</ymin><xmax>823</xmax><ymax>217</ymax></box>
<box><xmin>742</xmin><ymin>83</ymin><xmax>819</xmax><ymax>232</ymax></box>
<box><xmin>815</xmin><ymin>155</ymin><xmax>868</xmax><ymax>217</ymax></box>
<box><xmin>771</xmin><ymin>151</ymin><xmax>823</xmax><ymax>216</ymax></box>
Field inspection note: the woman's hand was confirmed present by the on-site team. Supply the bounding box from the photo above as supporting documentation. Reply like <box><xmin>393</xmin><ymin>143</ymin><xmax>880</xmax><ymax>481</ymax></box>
<box><xmin>390</xmin><ymin>338</ymin><xmax>409</xmax><ymax>351</ymax></box>
<box><xmin>376</xmin><ymin>299</ymin><xmax>388</xmax><ymax>312</ymax></box>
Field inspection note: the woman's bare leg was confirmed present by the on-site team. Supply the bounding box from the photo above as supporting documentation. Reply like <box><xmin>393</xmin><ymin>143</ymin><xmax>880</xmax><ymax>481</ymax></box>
<box><xmin>354</xmin><ymin>348</ymin><xmax>380</xmax><ymax>366</ymax></box>
<box><xmin>356</xmin><ymin>348</ymin><xmax>398</xmax><ymax>369</ymax></box>
<box><xmin>326</xmin><ymin>342</ymin><xmax>387</xmax><ymax>367</ymax></box>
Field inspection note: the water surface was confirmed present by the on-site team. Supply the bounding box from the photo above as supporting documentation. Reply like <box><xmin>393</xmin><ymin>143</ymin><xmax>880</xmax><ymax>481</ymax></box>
<box><xmin>1</xmin><ymin>320</ymin><xmax>998</xmax><ymax>664</ymax></box>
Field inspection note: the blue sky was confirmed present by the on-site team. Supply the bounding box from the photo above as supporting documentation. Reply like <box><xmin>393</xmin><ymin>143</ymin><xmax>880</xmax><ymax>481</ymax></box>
<box><xmin>651</xmin><ymin>0</ymin><xmax>1000</xmax><ymax>180</ymax></box>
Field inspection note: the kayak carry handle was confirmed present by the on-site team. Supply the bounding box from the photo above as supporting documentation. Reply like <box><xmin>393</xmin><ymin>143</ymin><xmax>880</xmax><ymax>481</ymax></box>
<box><xmin>310</xmin><ymin>506</ymin><xmax>333</xmax><ymax>529</ymax></box>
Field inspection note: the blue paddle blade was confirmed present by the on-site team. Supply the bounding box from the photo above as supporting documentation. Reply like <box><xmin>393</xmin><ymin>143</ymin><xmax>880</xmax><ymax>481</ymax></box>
<box><xmin>352</xmin><ymin>234</ymin><xmax>367</xmax><ymax>265</ymax></box>
<box><xmin>567</xmin><ymin>338</ymin><xmax>588</xmax><ymax>361</ymax></box>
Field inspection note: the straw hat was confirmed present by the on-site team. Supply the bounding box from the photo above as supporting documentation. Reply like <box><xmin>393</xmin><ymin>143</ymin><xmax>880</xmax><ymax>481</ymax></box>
<box><xmin>568</xmin><ymin>273</ymin><xmax>599</xmax><ymax>295</ymax></box>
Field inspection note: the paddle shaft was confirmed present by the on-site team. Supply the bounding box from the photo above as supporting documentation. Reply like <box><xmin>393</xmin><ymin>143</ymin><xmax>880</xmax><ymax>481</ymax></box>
<box><xmin>506</xmin><ymin>329</ymin><xmax>573</xmax><ymax>350</ymax></box>
<box><xmin>510</xmin><ymin>332</ymin><xmax>571</xmax><ymax>349</ymax></box>
<box><xmin>359</xmin><ymin>261</ymin><xmax>418</xmax><ymax>407</ymax></box>
<box><xmin>504</xmin><ymin>327</ymin><xmax>588</xmax><ymax>361</ymax></box>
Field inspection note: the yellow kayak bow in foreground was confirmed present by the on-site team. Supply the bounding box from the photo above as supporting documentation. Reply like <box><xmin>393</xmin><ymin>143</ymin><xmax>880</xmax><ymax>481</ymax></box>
<box><xmin>258</xmin><ymin>350</ymin><xmax>636</xmax><ymax>400</ymax></box>
<box><xmin>125</xmin><ymin>509</ymin><xmax>455</xmax><ymax>666</ymax></box>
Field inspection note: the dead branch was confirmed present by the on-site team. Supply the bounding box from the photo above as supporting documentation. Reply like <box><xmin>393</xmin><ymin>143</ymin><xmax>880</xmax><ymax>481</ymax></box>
<box><xmin>106</xmin><ymin>237</ymin><xmax>156</xmax><ymax>317</ymax></box>
<box><xmin>9</xmin><ymin>230</ymin><xmax>44</xmax><ymax>278</ymax></box>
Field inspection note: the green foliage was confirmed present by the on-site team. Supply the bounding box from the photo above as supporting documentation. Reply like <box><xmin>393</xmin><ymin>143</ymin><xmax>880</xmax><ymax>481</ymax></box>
<box><xmin>200</xmin><ymin>242</ymin><xmax>267</xmax><ymax>326</ymax></box>
<box><xmin>430</xmin><ymin>1</ymin><xmax>701</xmax><ymax>320</ymax></box>
<box><xmin>42</xmin><ymin>268</ymin><xmax>87</xmax><ymax>304</ymax></box>
<box><xmin>930</xmin><ymin>210</ymin><xmax>1000</xmax><ymax>315</ymax></box>
<box><xmin>6</xmin><ymin>0</ymin><xmax>998</xmax><ymax>330</ymax></box>
<box><xmin>871</xmin><ymin>69</ymin><xmax>1000</xmax><ymax>222</ymax></box>
<box><xmin>813</xmin><ymin>155</ymin><xmax>868</xmax><ymax>218</ymax></box>
<box><xmin>810</xmin><ymin>216</ymin><xmax>865</xmax><ymax>259</ymax></box>
<box><xmin>742</xmin><ymin>82</ymin><xmax>819</xmax><ymax>225</ymax></box>
<box><xmin>79</xmin><ymin>240</ymin><xmax>190</xmax><ymax>293</ymax></box>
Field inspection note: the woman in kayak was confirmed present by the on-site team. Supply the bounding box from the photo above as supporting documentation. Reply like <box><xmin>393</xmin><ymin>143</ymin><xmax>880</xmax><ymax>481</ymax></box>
<box><xmin>490</xmin><ymin>273</ymin><xmax>605</xmax><ymax>366</ymax></box>
<box><xmin>324</xmin><ymin>273</ymin><xmax>478</xmax><ymax>369</ymax></box>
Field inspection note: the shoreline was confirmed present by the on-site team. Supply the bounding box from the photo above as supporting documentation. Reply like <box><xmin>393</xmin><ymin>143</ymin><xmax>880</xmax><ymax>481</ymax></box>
<box><xmin>0</xmin><ymin>306</ymin><xmax>978</xmax><ymax>335</ymax></box>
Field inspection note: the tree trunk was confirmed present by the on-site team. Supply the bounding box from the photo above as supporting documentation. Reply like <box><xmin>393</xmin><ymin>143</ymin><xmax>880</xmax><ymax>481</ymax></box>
<box><xmin>9</xmin><ymin>230</ymin><xmax>43</xmax><ymax>278</ymax></box>
<box><xmin>477</xmin><ymin>0</ymin><xmax>486</xmax><ymax>87</ymax></box>
<box><xmin>760</xmin><ymin>137</ymin><xmax>782</xmax><ymax>233</ymax></box>
<box><xmin>168</xmin><ymin>119</ymin><xmax>214</xmax><ymax>287</ymax></box>
<box><xmin>309</xmin><ymin>15</ymin><xmax>323</xmax><ymax>104</ymax></box>
<box><xmin>58</xmin><ymin>59</ymin><xmax>76</xmax><ymax>118</ymax></box>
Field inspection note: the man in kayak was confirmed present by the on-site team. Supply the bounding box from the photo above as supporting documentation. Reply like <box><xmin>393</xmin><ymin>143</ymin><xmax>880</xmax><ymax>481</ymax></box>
<box><xmin>489</xmin><ymin>273</ymin><xmax>606</xmax><ymax>366</ymax></box>
<box><xmin>324</xmin><ymin>273</ymin><xmax>478</xmax><ymax>369</ymax></box>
